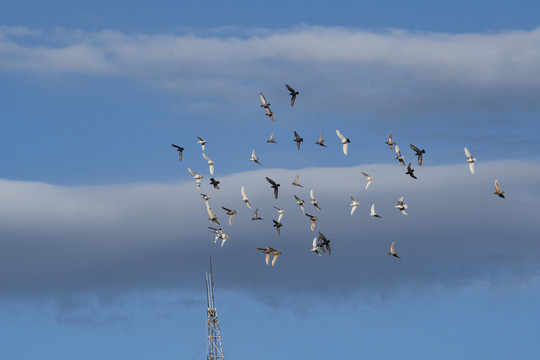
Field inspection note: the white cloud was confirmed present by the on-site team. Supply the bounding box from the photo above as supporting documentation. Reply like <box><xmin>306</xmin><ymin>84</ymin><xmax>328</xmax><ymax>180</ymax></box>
<box><xmin>0</xmin><ymin>161</ymin><xmax>538</xmax><ymax>300</ymax></box>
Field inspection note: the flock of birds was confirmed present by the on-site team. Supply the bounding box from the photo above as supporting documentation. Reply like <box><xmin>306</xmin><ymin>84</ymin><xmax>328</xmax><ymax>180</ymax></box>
<box><xmin>171</xmin><ymin>85</ymin><xmax>505</xmax><ymax>266</ymax></box>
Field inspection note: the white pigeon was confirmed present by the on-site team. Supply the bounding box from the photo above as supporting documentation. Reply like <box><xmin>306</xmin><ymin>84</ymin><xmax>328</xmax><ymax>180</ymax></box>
<box><xmin>196</xmin><ymin>136</ymin><xmax>207</xmax><ymax>152</ymax></box>
<box><xmin>395</xmin><ymin>196</ymin><xmax>408</xmax><ymax>215</ymax></box>
<box><xmin>267</xmin><ymin>131</ymin><xmax>277</xmax><ymax>143</ymax></box>
<box><xmin>310</xmin><ymin>189</ymin><xmax>321</xmax><ymax>210</ymax></box>
<box><xmin>361</xmin><ymin>172</ymin><xmax>373</xmax><ymax>190</ymax></box>
<box><xmin>350</xmin><ymin>196</ymin><xmax>360</xmax><ymax>216</ymax></box>
<box><xmin>220</xmin><ymin>233</ymin><xmax>229</xmax><ymax>248</ymax></box>
<box><xmin>202</xmin><ymin>153</ymin><xmax>215</xmax><ymax>175</ymax></box>
<box><xmin>294</xmin><ymin>195</ymin><xmax>305</xmax><ymax>213</ymax></box>
<box><xmin>241</xmin><ymin>186</ymin><xmax>253</xmax><ymax>209</ymax></box>
<box><xmin>273</xmin><ymin>206</ymin><xmax>285</xmax><ymax>223</ymax></box>
<box><xmin>311</xmin><ymin>237</ymin><xmax>324</xmax><ymax>256</ymax></box>
<box><xmin>336</xmin><ymin>129</ymin><xmax>350</xmax><ymax>155</ymax></box>
<box><xmin>369</xmin><ymin>203</ymin><xmax>381</xmax><ymax>218</ymax></box>
<box><xmin>464</xmin><ymin>147</ymin><xmax>477</xmax><ymax>174</ymax></box>
<box><xmin>188</xmin><ymin>168</ymin><xmax>203</xmax><ymax>189</ymax></box>
<box><xmin>249</xmin><ymin>149</ymin><xmax>262</xmax><ymax>165</ymax></box>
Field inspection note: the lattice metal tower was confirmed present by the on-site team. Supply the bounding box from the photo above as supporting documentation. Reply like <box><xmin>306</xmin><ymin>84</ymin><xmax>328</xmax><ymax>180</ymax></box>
<box><xmin>206</xmin><ymin>258</ymin><xmax>224</xmax><ymax>360</ymax></box>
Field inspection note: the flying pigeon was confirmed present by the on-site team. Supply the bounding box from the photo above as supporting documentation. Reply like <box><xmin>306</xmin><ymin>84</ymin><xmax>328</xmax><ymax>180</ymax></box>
<box><xmin>171</xmin><ymin>144</ymin><xmax>184</xmax><ymax>162</ymax></box>
<box><xmin>388</xmin><ymin>241</ymin><xmax>401</xmax><ymax>259</ymax></box>
<box><xmin>252</xmin><ymin>208</ymin><xmax>263</xmax><ymax>221</ymax></box>
<box><xmin>292</xmin><ymin>174</ymin><xmax>304</xmax><ymax>187</ymax></box>
<box><xmin>273</xmin><ymin>206</ymin><xmax>285</xmax><ymax>223</ymax></box>
<box><xmin>369</xmin><ymin>203</ymin><xmax>381</xmax><ymax>218</ymax></box>
<box><xmin>410</xmin><ymin>144</ymin><xmax>425</xmax><ymax>166</ymax></box>
<box><xmin>210</xmin><ymin>178</ymin><xmax>220</xmax><ymax>189</ymax></box>
<box><xmin>406</xmin><ymin>162</ymin><xmax>417</xmax><ymax>179</ymax></box>
<box><xmin>464</xmin><ymin>147</ymin><xmax>477</xmax><ymax>174</ymax></box>
<box><xmin>385</xmin><ymin>134</ymin><xmax>396</xmax><ymax>151</ymax></box>
<box><xmin>395</xmin><ymin>145</ymin><xmax>406</xmax><ymax>166</ymax></box>
<box><xmin>494</xmin><ymin>180</ymin><xmax>505</xmax><ymax>199</ymax></box>
<box><xmin>293</xmin><ymin>131</ymin><xmax>303</xmax><ymax>150</ymax></box>
<box><xmin>267</xmin><ymin>131</ymin><xmax>277</xmax><ymax>143</ymax></box>
<box><xmin>311</xmin><ymin>237</ymin><xmax>324</xmax><ymax>256</ymax></box>
<box><xmin>196</xmin><ymin>136</ymin><xmax>207</xmax><ymax>152</ymax></box>
<box><xmin>315</xmin><ymin>132</ymin><xmax>328</xmax><ymax>147</ymax></box>
<box><xmin>305</xmin><ymin>212</ymin><xmax>318</xmax><ymax>231</ymax></box>
<box><xmin>188</xmin><ymin>168</ymin><xmax>203</xmax><ymax>189</ymax></box>
<box><xmin>206</xmin><ymin>204</ymin><xmax>220</xmax><ymax>226</ymax></box>
<box><xmin>395</xmin><ymin>196</ymin><xmax>408</xmax><ymax>215</ymax></box>
<box><xmin>222</xmin><ymin>206</ymin><xmax>237</xmax><ymax>225</ymax></box>
<box><xmin>294</xmin><ymin>195</ymin><xmax>305</xmax><ymax>213</ymax></box>
<box><xmin>336</xmin><ymin>129</ymin><xmax>350</xmax><ymax>155</ymax></box>
<box><xmin>317</xmin><ymin>232</ymin><xmax>331</xmax><ymax>255</ymax></box>
<box><xmin>202</xmin><ymin>153</ymin><xmax>215</xmax><ymax>175</ymax></box>
<box><xmin>272</xmin><ymin>220</ymin><xmax>283</xmax><ymax>235</ymax></box>
<box><xmin>259</xmin><ymin>93</ymin><xmax>274</xmax><ymax>122</ymax></box>
<box><xmin>266</xmin><ymin>177</ymin><xmax>280</xmax><ymax>199</ymax></box>
<box><xmin>285</xmin><ymin>84</ymin><xmax>299</xmax><ymax>106</ymax></box>
<box><xmin>250</xmin><ymin>149</ymin><xmax>262</xmax><ymax>165</ymax></box>
<box><xmin>361</xmin><ymin>172</ymin><xmax>373</xmax><ymax>190</ymax></box>
<box><xmin>350</xmin><ymin>196</ymin><xmax>360</xmax><ymax>215</ymax></box>
<box><xmin>241</xmin><ymin>186</ymin><xmax>253</xmax><ymax>209</ymax></box>
<box><xmin>310</xmin><ymin>189</ymin><xmax>321</xmax><ymax>210</ymax></box>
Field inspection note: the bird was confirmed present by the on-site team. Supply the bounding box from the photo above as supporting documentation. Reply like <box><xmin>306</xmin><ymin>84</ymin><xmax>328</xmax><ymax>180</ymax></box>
<box><xmin>369</xmin><ymin>203</ymin><xmax>381</xmax><ymax>218</ymax></box>
<box><xmin>266</xmin><ymin>177</ymin><xmax>280</xmax><ymax>199</ymax></box>
<box><xmin>292</xmin><ymin>174</ymin><xmax>304</xmax><ymax>187</ymax></box>
<box><xmin>241</xmin><ymin>186</ymin><xmax>253</xmax><ymax>209</ymax></box>
<box><xmin>361</xmin><ymin>172</ymin><xmax>373</xmax><ymax>190</ymax></box>
<box><xmin>494</xmin><ymin>180</ymin><xmax>505</xmax><ymax>199</ymax></box>
<box><xmin>259</xmin><ymin>93</ymin><xmax>274</xmax><ymax>122</ymax></box>
<box><xmin>315</xmin><ymin>132</ymin><xmax>328</xmax><ymax>147</ymax></box>
<box><xmin>252</xmin><ymin>208</ymin><xmax>263</xmax><ymax>221</ymax></box>
<box><xmin>293</xmin><ymin>131</ymin><xmax>303</xmax><ymax>150</ymax></box>
<box><xmin>206</xmin><ymin>204</ymin><xmax>220</xmax><ymax>226</ymax></box>
<box><xmin>311</xmin><ymin>237</ymin><xmax>324</xmax><ymax>256</ymax></box>
<box><xmin>388</xmin><ymin>242</ymin><xmax>401</xmax><ymax>259</ymax></box>
<box><xmin>285</xmin><ymin>84</ymin><xmax>299</xmax><ymax>106</ymax></box>
<box><xmin>273</xmin><ymin>206</ymin><xmax>285</xmax><ymax>223</ymax></box>
<box><xmin>188</xmin><ymin>168</ymin><xmax>203</xmax><ymax>189</ymax></box>
<box><xmin>294</xmin><ymin>195</ymin><xmax>305</xmax><ymax>213</ymax></box>
<box><xmin>202</xmin><ymin>153</ymin><xmax>215</xmax><ymax>175</ymax></box>
<box><xmin>208</xmin><ymin>226</ymin><xmax>223</xmax><ymax>241</ymax></box>
<box><xmin>406</xmin><ymin>162</ymin><xmax>417</xmax><ymax>179</ymax></box>
<box><xmin>310</xmin><ymin>189</ymin><xmax>321</xmax><ymax>210</ymax></box>
<box><xmin>249</xmin><ymin>149</ymin><xmax>262</xmax><ymax>165</ymax></box>
<box><xmin>256</xmin><ymin>247</ymin><xmax>281</xmax><ymax>266</ymax></box>
<box><xmin>395</xmin><ymin>196</ymin><xmax>408</xmax><ymax>215</ymax></box>
<box><xmin>267</xmin><ymin>131</ymin><xmax>277</xmax><ymax>143</ymax></box>
<box><xmin>222</xmin><ymin>207</ymin><xmax>237</xmax><ymax>225</ymax></box>
<box><xmin>219</xmin><ymin>233</ymin><xmax>229</xmax><ymax>248</ymax></box>
<box><xmin>464</xmin><ymin>147</ymin><xmax>477</xmax><ymax>174</ymax></box>
<box><xmin>385</xmin><ymin>134</ymin><xmax>396</xmax><ymax>151</ymax></box>
<box><xmin>336</xmin><ymin>129</ymin><xmax>350</xmax><ymax>155</ymax></box>
<box><xmin>272</xmin><ymin>220</ymin><xmax>283</xmax><ymax>235</ymax></box>
<box><xmin>410</xmin><ymin>144</ymin><xmax>425</xmax><ymax>166</ymax></box>
<box><xmin>200</xmin><ymin>193</ymin><xmax>211</xmax><ymax>202</ymax></box>
<box><xmin>209</xmin><ymin>178</ymin><xmax>220</xmax><ymax>189</ymax></box>
<box><xmin>395</xmin><ymin>145</ymin><xmax>406</xmax><ymax>166</ymax></box>
<box><xmin>317</xmin><ymin>232</ymin><xmax>331</xmax><ymax>255</ymax></box>
<box><xmin>196</xmin><ymin>136</ymin><xmax>207</xmax><ymax>151</ymax></box>
<box><xmin>350</xmin><ymin>196</ymin><xmax>360</xmax><ymax>215</ymax></box>
<box><xmin>305</xmin><ymin>212</ymin><xmax>318</xmax><ymax>231</ymax></box>
<box><xmin>171</xmin><ymin>144</ymin><xmax>184</xmax><ymax>162</ymax></box>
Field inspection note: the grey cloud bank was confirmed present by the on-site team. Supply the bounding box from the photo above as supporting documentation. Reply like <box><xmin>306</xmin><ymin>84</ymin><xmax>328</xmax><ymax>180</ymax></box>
<box><xmin>0</xmin><ymin>161</ymin><xmax>538</xmax><ymax>302</ymax></box>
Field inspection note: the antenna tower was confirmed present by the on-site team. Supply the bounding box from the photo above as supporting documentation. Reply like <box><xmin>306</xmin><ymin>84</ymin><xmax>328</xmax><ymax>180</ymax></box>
<box><xmin>206</xmin><ymin>258</ymin><xmax>224</xmax><ymax>360</ymax></box>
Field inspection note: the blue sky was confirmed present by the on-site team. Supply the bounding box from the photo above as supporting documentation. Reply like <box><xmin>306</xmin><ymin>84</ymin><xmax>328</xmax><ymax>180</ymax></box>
<box><xmin>1</xmin><ymin>1</ymin><xmax>540</xmax><ymax>359</ymax></box>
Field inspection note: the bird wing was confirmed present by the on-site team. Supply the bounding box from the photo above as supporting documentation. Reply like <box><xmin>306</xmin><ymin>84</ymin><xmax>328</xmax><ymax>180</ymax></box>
<box><xmin>271</xmin><ymin>254</ymin><xmax>279</xmax><ymax>266</ymax></box>
<box><xmin>361</xmin><ymin>172</ymin><xmax>370</xmax><ymax>178</ymax></box>
<box><xmin>495</xmin><ymin>180</ymin><xmax>501</xmax><ymax>192</ymax></box>
<box><xmin>365</xmin><ymin>181</ymin><xmax>371</xmax><ymax>190</ymax></box>
<box><xmin>336</xmin><ymin>129</ymin><xmax>345</xmax><ymax>141</ymax></box>
<box><xmin>197</xmin><ymin>136</ymin><xmax>204</xmax><ymax>142</ymax></box>
<box><xmin>318</xmin><ymin>132</ymin><xmax>324</xmax><ymax>142</ymax></box>
<box><xmin>398</xmin><ymin>196</ymin><xmax>404</xmax><ymax>203</ymax></box>
<box><xmin>206</xmin><ymin>206</ymin><xmax>215</xmax><ymax>218</ymax></box>
<box><xmin>469</xmin><ymin>162</ymin><xmax>475</xmax><ymax>174</ymax></box>
<box><xmin>259</xmin><ymin>92</ymin><xmax>267</xmax><ymax>105</ymax></box>
<box><xmin>464</xmin><ymin>147</ymin><xmax>472</xmax><ymax>158</ymax></box>
<box><xmin>410</xmin><ymin>144</ymin><xmax>421</xmax><ymax>153</ymax></box>
<box><xmin>418</xmin><ymin>153</ymin><xmax>423</xmax><ymax>166</ymax></box>
<box><xmin>266</xmin><ymin>177</ymin><xmax>277</xmax><ymax>186</ymax></box>
<box><xmin>351</xmin><ymin>205</ymin><xmax>357</xmax><ymax>216</ymax></box>
<box><xmin>312</xmin><ymin>237</ymin><xmax>318</xmax><ymax>249</ymax></box>
<box><xmin>342</xmin><ymin>142</ymin><xmax>348</xmax><ymax>155</ymax></box>
<box><xmin>241</xmin><ymin>186</ymin><xmax>247</xmax><ymax>198</ymax></box>
<box><xmin>268</xmin><ymin>132</ymin><xmax>275</xmax><ymax>141</ymax></box>
<box><xmin>188</xmin><ymin>168</ymin><xmax>197</xmax><ymax>176</ymax></box>
<box><xmin>390</xmin><ymin>242</ymin><xmax>395</xmax><ymax>252</ymax></box>
<box><xmin>395</xmin><ymin>144</ymin><xmax>400</xmax><ymax>155</ymax></box>
<box><xmin>265</xmin><ymin>253</ymin><xmax>270</xmax><ymax>265</ymax></box>
<box><xmin>294</xmin><ymin>131</ymin><xmax>300</xmax><ymax>140</ymax></box>
<box><xmin>370</xmin><ymin>203</ymin><xmax>375</xmax><ymax>214</ymax></box>
<box><xmin>285</xmin><ymin>84</ymin><xmax>294</xmax><ymax>92</ymax></box>
<box><xmin>202</xmin><ymin>153</ymin><xmax>211</xmax><ymax>162</ymax></box>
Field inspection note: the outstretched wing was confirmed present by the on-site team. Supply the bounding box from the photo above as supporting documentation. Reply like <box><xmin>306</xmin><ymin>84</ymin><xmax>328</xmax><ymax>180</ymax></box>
<box><xmin>266</xmin><ymin>177</ymin><xmax>277</xmax><ymax>186</ymax></box>
<box><xmin>464</xmin><ymin>147</ymin><xmax>472</xmax><ymax>158</ymax></box>
<box><xmin>259</xmin><ymin>92</ymin><xmax>268</xmax><ymax>106</ymax></box>
<box><xmin>410</xmin><ymin>144</ymin><xmax>421</xmax><ymax>153</ymax></box>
